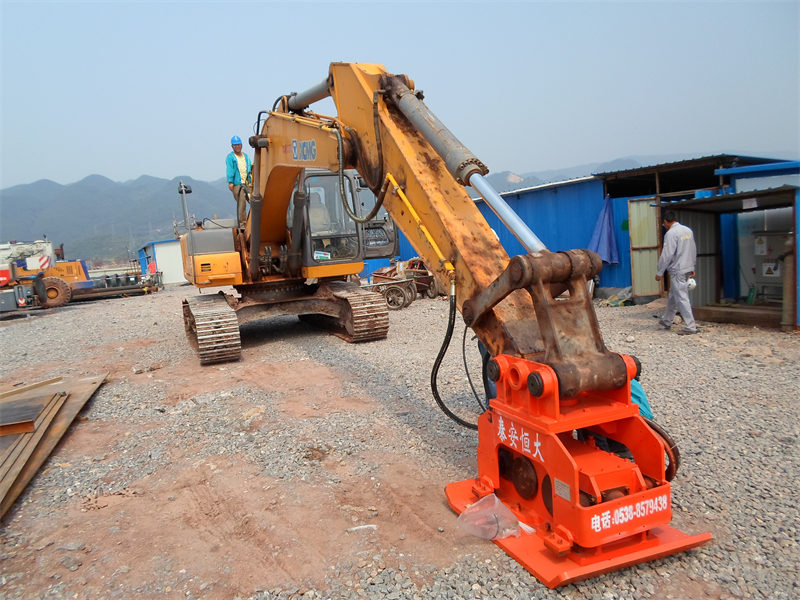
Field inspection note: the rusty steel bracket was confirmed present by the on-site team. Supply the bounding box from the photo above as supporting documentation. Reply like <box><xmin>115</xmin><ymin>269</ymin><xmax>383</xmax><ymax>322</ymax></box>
<box><xmin>462</xmin><ymin>249</ymin><xmax>627</xmax><ymax>397</ymax></box>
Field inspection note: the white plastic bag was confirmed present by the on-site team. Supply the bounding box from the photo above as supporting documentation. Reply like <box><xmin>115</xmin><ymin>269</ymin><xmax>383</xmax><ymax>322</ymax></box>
<box><xmin>457</xmin><ymin>493</ymin><xmax>521</xmax><ymax>540</ymax></box>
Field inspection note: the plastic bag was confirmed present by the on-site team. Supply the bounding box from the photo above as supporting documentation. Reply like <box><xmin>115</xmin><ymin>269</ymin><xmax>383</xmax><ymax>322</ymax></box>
<box><xmin>457</xmin><ymin>493</ymin><xmax>521</xmax><ymax>540</ymax></box>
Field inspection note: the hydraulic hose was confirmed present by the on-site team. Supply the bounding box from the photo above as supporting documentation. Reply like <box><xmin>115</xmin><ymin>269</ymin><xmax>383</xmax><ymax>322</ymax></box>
<box><xmin>644</xmin><ymin>417</ymin><xmax>681</xmax><ymax>481</ymax></box>
<box><xmin>333</xmin><ymin>126</ymin><xmax>390</xmax><ymax>224</ymax></box>
<box><xmin>461</xmin><ymin>326</ymin><xmax>488</xmax><ymax>412</ymax></box>
<box><xmin>430</xmin><ymin>281</ymin><xmax>479</xmax><ymax>430</ymax></box>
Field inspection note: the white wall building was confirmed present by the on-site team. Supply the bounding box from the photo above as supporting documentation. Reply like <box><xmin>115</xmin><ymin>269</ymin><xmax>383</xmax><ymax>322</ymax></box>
<box><xmin>138</xmin><ymin>240</ymin><xmax>186</xmax><ymax>285</ymax></box>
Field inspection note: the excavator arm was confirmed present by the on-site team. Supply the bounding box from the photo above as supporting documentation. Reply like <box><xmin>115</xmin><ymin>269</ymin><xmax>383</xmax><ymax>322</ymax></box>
<box><xmin>252</xmin><ymin>63</ymin><xmax>624</xmax><ymax>394</ymax></box>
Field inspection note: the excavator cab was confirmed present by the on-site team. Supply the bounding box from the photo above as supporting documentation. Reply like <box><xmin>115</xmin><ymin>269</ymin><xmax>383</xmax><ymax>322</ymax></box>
<box><xmin>288</xmin><ymin>170</ymin><xmax>397</xmax><ymax>271</ymax></box>
<box><xmin>301</xmin><ymin>172</ymin><xmax>360</xmax><ymax>264</ymax></box>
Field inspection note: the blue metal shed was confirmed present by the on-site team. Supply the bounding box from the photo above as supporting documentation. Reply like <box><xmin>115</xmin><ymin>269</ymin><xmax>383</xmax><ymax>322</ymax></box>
<box><xmin>483</xmin><ymin>178</ymin><xmax>629</xmax><ymax>288</ymax></box>
<box><xmin>393</xmin><ymin>177</ymin><xmax>627</xmax><ymax>287</ymax></box>
<box><xmin>386</xmin><ymin>155</ymin><xmax>797</xmax><ymax>328</ymax></box>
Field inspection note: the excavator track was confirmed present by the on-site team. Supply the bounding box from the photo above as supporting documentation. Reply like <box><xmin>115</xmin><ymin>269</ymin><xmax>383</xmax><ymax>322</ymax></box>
<box><xmin>182</xmin><ymin>295</ymin><xmax>241</xmax><ymax>364</ymax></box>
<box><xmin>331</xmin><ymin>285</ymin><xmax>389</xmax><ymax>342</ymax></box>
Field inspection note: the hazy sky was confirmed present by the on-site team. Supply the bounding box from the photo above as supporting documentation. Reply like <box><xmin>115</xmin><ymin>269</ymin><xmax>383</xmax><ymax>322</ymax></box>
<box><xmin>1</xmin><ymin>1</ymin><xmax>798</xmax><ymax>188</ymax></box>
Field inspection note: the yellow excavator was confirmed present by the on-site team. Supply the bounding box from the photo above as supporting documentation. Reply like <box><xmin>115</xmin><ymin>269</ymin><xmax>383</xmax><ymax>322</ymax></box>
<box><xmin>180</xmin><ymin>166</ymin><xmax>397</xmax><ymax>363</ymax></box>
<box><xmin>180</xmin><ymin>62</ymin><xmax>711</xmax><ymax>586</ymax></box>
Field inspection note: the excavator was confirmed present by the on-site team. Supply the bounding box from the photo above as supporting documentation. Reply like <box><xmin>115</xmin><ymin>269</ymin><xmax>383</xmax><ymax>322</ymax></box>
<box><xmin>181</xmin><ymin>62</ymin><xmax>711</xmax><ymax>586</ymax></box>
<box><xmin>180</xmin><ymin>166</ymin><xmax>397</xmax><ymax>363</ymax></box>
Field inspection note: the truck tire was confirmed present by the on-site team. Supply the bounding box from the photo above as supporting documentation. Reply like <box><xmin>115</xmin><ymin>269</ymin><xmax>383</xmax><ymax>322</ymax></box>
<box><xmin>40</xmin><ymin>277</ymin><xmax>71</xmax><ymax>308</ymax></box>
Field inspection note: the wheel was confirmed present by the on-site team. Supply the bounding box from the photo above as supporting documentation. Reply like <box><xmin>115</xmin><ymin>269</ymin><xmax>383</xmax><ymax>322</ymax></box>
<box><xmin>384</xmin><ymin>285</ymin><xmax>408</xmax><ymax>310</ymax></box>
<box><xmin>403</xmin><ymin>282</ymin><xmax>416</xmax><ymax>307</ymax></box>
<box><xmin>40</xmin><ymin>277</ymin><xmax>71</xmax><ymax>308</ymax></box>
<box><xmin>425</xmin><ymin>281</ymin><xmax>438</xmax><ymax>299</ymax></box>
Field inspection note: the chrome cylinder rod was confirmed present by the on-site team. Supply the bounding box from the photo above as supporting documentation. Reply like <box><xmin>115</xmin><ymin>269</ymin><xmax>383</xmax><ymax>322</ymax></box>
<box><xmin>469</xmin><ymin>173</ymin><xmax>547</xmax><ymax>253</ymax></box>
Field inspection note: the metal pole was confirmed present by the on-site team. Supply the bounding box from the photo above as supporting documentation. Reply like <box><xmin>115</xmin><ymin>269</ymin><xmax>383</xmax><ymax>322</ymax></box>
<box><xmin>469</xmin><ymin>173</ymin><xmax>547</xmax><ymax>253</ymax></box>
<box><xmin>179</xmin><ymin>181</ymin><xmax>195</xmax><ymax>237</ymax></box>
<box><xmin>178</xmin><ymin>181</ymin><xmax>195</xmax><ymax>282</ymax></box>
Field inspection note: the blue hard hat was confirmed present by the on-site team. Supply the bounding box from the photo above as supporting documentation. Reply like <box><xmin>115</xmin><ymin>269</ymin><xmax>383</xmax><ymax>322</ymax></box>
<box><xmin>231</xmin><ymin>135</ymin><xmax>242</xmax><ymax>145</ymax></box>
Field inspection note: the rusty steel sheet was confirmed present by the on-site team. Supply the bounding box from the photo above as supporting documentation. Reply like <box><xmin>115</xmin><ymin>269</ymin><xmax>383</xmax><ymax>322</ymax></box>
<box><xmin>0</xmin><ymin>374</ymin><xmax>107</xmax><ymax>519</ymax></box>
<box><xmin>0</xmin><ymin>393</ymin><xmax>67</xmax><ymax>485</ymax></box>
<box><xmin>0</xmin><ymin>393</ymin><xmax>54</xmax><ymax>436</ymax></box>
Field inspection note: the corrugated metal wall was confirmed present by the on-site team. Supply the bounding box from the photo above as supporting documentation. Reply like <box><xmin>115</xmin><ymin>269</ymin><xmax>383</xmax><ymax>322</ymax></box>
<box><xmin>795</xmin><ymin>189</ymin><xmax>799</xmax><ymax>328</ymax></box>
<box><xmin>478</xmin><ymin>179</ymin><xmax>602</xmax><ymax>252</ymax></box>
<box><xmin>153</xmin><ymin>241</ymin><xmax>187</xmax><ymax>285</ymax></box>
<box><xmin>628</xmin><ymin>198</ymin><xmax>660</xmax><ymax>296</ymax></box>
<box><xmin>394</xmin><ymin>178</ymin><xmax>632</xmax><ymax>288</ymax></box>
<box><xmin>678</xmin><ymin>211</ymin><xmax>718</xmax><ymax>308</ymax></box>
<box><xmin>397</xmin><ymin>229</ymin><xmax>415</xmax><ymax>261</ymax></box>
<box><xmin>609</xmin><ymin>196</ymin><xmax>633</xmax><ymax>288</ymax></box>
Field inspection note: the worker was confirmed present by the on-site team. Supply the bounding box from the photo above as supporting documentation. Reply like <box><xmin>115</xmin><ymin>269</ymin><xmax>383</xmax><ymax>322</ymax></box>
<box><xmin>655</xmin><ymin>210</ymin><xmax>698</xmax><ymax>335</ymax></box>
<box><xmin>226</xmin><ymin>135</ymin><xmax>252</xmax><ymax>227</ymax></box>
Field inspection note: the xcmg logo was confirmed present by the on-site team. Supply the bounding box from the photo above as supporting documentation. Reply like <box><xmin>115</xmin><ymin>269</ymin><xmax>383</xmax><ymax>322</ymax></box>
<box><xmin>291</xmin><ymin>139</ymin><xmax>317</xmax><ymax>161</ymax></box>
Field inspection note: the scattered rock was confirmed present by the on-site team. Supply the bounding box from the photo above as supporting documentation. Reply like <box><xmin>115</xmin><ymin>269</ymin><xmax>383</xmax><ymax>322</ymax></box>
<box><xmin>59</xmin><ymin>556</ymin><xmax>82</xmax><ymax>572</ymax></box>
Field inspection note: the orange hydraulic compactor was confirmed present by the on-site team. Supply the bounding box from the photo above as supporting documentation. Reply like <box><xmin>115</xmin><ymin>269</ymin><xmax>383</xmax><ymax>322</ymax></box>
<box><xmin>446</xmin><ymin>353</ymin><xmax>711</xmax><ymax>587</ymax></box>
<box><xmin>448</xmin><ymin>251</ymin><xmax>712</xmax><ymax>587</ymax></box>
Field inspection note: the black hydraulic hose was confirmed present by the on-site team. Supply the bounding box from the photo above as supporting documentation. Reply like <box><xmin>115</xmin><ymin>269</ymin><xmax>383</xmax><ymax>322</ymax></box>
<box><xmin>333</xmin><ymin>127</ymin><xmax>389</xmax><ymax>224</ymax></box>
<box><xmin>333</xmin><ymin>89</ymin><xmax>387</xmax><ymax>224</ymax></box>
<box><xmin>368</xmin><ymin>89</ymin><xmax>386</xmax><ymax>191</ymax></box>
<box><xmin>272</xmin><ymin>95</ymin><xmax>289</xmax><ymax>112</ymax></box>
<box><xmin>431</xmin><ymin>286</ymin><xmax>479</xmax><ymax>430</ymax></box>
<box><xmin>644</xmin><ymin>417</ymin><xmax>681</xmax><ymax>481</ymax></box>
<box><xmin>254</xmin><ymin>110</ymin><xmax>270</xmax><ymax>134</ymax></box>
<box><xmin>481</xmin><ymin>348</ymin><xmax>493</xmax><ymax>404</ymax></box>
<box><xmin>461</xmin><ymin>326</ymin><xmax>488</xmax><ymax>412</ymax></box>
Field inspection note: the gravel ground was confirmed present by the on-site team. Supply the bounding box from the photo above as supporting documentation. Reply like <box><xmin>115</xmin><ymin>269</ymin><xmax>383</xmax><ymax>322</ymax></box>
<box><xmin>1</xmin><ymin>284</ymin><xmax>798</xmax><ymax>600</ymax></box>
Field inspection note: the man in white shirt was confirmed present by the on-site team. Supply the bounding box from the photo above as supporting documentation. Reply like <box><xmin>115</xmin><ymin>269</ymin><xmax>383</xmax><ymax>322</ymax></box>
<box><xmin>655</xmin><ymin>210</ymin><xmax>698</xmax><ymax>335</ymax></box>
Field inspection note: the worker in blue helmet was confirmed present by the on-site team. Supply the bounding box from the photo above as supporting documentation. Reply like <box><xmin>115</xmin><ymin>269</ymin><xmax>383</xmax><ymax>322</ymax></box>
<box><xmin>226</xmin><ymin>135</ymin><xmax>252</xmax><ymax>227</ymax></box>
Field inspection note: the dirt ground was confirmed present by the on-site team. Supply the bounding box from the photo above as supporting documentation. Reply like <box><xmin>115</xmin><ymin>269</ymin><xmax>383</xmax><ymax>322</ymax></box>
<box><xmin>0</xmin><ymin>291</ymin><xmax>494</xmax><ymax>599</ymax></box>
<box><xmin>2</xmin><ymin>286</ymin><xmax>798</xmax><ymax>600</ymax></box>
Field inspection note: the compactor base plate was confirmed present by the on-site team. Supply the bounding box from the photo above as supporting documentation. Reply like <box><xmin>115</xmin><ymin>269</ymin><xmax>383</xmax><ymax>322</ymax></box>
<box><xmin>445</xmin><ymin>478</ymin><xmax>712</xmax><ymax>588</ymax></box>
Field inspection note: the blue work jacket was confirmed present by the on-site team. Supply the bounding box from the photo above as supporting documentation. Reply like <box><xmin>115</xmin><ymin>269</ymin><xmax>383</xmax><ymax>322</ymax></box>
<box><xmin>226</xmin><ymin>151</ymin><xmax>252</xmax><ymax>186</ymax></box>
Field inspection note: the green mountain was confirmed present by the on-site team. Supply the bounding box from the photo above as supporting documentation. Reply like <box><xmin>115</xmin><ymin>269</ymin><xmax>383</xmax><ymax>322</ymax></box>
<box><xmin>0</xmin><ymin>157</ymin><xmax>650</xmax><ymax>264</ymax></box>
<box><xmin>0</xmin><ymin>175</ymin><xmax>233</xmax><ymax>263</ymax></box>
